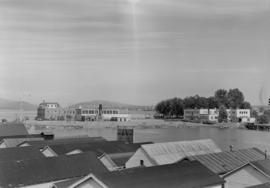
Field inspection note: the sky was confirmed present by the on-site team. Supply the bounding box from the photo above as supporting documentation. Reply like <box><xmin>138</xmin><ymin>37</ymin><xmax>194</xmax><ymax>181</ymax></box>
<box><xmin>0</xmin><ymin>0</ymin><xmax>270</xmax><ymax>106</ymax></box>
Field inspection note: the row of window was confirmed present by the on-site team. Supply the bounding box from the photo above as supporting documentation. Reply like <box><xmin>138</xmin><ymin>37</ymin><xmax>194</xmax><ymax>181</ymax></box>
<box><xmin>239</xmin><ymin>111</ymin><xmax>249</xmax><ymax>114</ymax></box>
<box><xmin>81</xmin><ymin>110</ymin><xmax>119</xmax><ymax>115</ymax></box>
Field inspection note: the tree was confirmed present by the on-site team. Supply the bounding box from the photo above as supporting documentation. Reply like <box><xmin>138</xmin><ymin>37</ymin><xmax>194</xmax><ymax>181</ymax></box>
<box><xmin>207</xmin><ymin>97</ymin><xmax>219</xmax><ymax>109</ymax></box>
<box><xmin>155</xmin><ymin>98</ymin><xmax>184</xmax><ymax>118</ymax></box>
<box><xmin>227</xmin><ymin>88</ymin><xmax>245</xmax><ymax>109</ymax></box>
<box><xmin>251</xmin><ymin>110</ymin><xmax>258</xmax><ymax>119</ymax></box>
<box><xmin>215</xmin><ymin>89</ymin><xmax>228</xmax><ymax>107</ymax></box>
<box><xmin>257</xmin><ymin>115</ymin><xmax>269</xmax><ymax>124</ymax></box>
<box><xmin>240</xmin><ymin>101</ymin><xmax>251</xmax><ymax>109</ymax></box>
<box><xmin>218</xmin><ymin>105</ymin><xmax>228</xmax><ymax>123</ymax></box>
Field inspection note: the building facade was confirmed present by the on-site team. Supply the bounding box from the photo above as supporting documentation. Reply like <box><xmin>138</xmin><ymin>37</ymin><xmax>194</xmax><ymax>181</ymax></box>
<box><xmin>184</xmin><ymin>108</ymin><xmax>251</xmax><ymax>123</ymax></box>
<box><xmin>36</xmin><ymin>102</ymin><xmax>64</xmax><ymax>120</ymax></box>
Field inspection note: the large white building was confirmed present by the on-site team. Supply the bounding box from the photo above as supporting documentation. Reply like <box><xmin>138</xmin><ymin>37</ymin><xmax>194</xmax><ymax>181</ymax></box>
<box><xmin>184</xmin><ymin>108</ymin><xmax>252</xmax><ymax>123</ymax></box>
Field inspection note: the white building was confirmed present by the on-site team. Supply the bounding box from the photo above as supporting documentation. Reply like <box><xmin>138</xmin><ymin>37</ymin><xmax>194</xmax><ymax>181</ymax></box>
<box><xmin>125</xmin><ymin>139</ymin><xmax>221</xmax><ymax>169</ymax></box>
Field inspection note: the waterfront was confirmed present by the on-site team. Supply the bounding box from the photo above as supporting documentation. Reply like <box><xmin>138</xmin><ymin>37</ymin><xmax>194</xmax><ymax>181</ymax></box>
<box><xmin>29</xmin><ymin>125</ymin><xmax>270</xmax><ymax>152</ymax></box>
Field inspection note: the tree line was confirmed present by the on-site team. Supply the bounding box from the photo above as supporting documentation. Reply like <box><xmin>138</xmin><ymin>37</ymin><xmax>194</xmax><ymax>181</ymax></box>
<box><xmin>155</xmin><ymin>88</ymin><xmax>251</xmax><ymax>118</ymax></box>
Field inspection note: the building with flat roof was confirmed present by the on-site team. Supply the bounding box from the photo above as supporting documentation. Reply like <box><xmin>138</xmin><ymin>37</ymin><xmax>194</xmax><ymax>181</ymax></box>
<box><xmin>36</xmin><ymin>101</ymin><xmax>64</xmax><ymax>120</ymax></box>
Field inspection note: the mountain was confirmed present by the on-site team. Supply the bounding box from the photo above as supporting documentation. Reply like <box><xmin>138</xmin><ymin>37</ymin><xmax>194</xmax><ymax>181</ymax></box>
<box><xmin>0</xmin><ymin>98</ymin><xmax>37</xmax><ymax>111</ymax></box>
<box><xmin>69</xmin><ymin>100</ymin><xmax>154</xmax><ymax>111</ymax></box>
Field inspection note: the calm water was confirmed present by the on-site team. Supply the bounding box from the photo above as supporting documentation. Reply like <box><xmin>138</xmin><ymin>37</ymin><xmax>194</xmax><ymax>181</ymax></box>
<box><xmin>2</xmin><ymin>110</ymin><xmax>270</xmax><ymax>152</ymax></box>
<box><xmin>49</xmin><ymin>126</ymin><xmax>270</xmax><ymax>152</ymax></box>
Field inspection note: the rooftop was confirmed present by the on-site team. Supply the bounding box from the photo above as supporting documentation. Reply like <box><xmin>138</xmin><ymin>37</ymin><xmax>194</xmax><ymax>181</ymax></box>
<box><xmin>95</xmin><ymin>161</ymin><xmax>225</xmax><ymax>188</ymax></box>
<box><xmin>19</xmin><ymin>136</ymin><xmax>106</xmax><ymax>148</ymax></box>
<box><xmin>247</xmin><ymin>183</ymin><xmax>270</xmax><ymax>188</ymax></box>
<box><xmin>251</xmin><ymin>159</ymin><xmax>270</xmax><ymax>176</ymax></box>
<box><xmin>141</xmin><ymin>139</ymin><xmax>221</xmax><ymax>165</ymax></box>
<box><xmin>47</xmin><ymin>141</ymin><xmax>152</xmax><ymax>157</ymax></box>
<box><xmin>0</xmin><ymin>137</ymin><xmax>44</xmax><ymax>148</ymax></box>
<box><xmin>0</xmin><ymin>151</ymin><xmax>108</xmax><ymax>187</ymax></box>
<box><xmin>187</xmin><ymin>147</ymin><xmax>266</xmax><ymax>175</ymax></box>
<box><xmin>0</xmin><ymin>146</ymin><xmax>45</xmax><ymax>162</ymax></box>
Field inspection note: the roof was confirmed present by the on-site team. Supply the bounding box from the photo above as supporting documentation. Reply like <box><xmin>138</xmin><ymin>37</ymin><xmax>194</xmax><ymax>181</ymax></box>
<box><xmin>94</xmin><ymin>161</ymin><xmax>225</xmax><ymax>188</ymax></box>
<box><xmin>0</xmin><ymin>133</ymin><xmax>54</xmax><ymax>141</ymax></box>
<box><xmin>247</xmin><ymin>183</ymin><xmax>270</xmax><ymax>188</ymax></box>
<box><xmin>19</xmin><ymin>136</ymin><xmax>106</xmax><ymax>148</ymax></box>
<box><xmin>251</xmin><ymin>159</ymin><xmax>270</xmax><ymax>176</ymax></box>
<box><xmin>52</xmin><ymin>177</ymin><xmax>83</xmax><ymax>188</ymax></box>
<box><xmin>107</xmin><ymin>152</ymin><xmax>134</xmax><ymax>167</ymax></box>
<box><xmin>0</xmin><ymin>146</ymin><xmax>45</xmax><ymax>162</ymax></box>
<box><xmin>187</xmin><ymin>147</ymin><xmax>266</xmax><ymax>175</ymax></box>
<box><xmin>0</xmin><ymin>123</ymin><xmax>28</xmax><ymax>137</ymax></box>
<box><xmin>0</xmin><ymin>152</ymin><xmax>108</xmax><ymax>187</ymax></box>
<box><xmin>0</xmin><ymin>137</ymin><xmax>44</xmax><ymax>148</ymax></box>
<box><xmin>48</xmin><ymin>141</ymin><xmax>152</xmax><ymax>157</ymax></box>
<box><xmin>141</xmin><ymin>139</ymin><xmax>221</xmax><ymax>165</ymax></box>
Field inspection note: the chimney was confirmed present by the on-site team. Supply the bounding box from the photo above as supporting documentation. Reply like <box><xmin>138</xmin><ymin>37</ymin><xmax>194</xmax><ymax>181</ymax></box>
<box><xmin>229</xmin><ymin>145</ymin><xmax>233</xmax><ymax>152</ymax></box>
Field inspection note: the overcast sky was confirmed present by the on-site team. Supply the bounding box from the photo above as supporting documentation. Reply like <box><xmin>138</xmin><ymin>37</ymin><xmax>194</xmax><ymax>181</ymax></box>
<box><xmin>0</xmin><ymin>0</ymin><xmax>270</xmax><ymax>106</ymax></box>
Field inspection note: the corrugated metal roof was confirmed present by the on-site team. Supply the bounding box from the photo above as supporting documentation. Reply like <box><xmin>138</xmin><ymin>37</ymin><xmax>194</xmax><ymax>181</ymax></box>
<box><xmin>141</xmin><ymin>139</ymin><xmax>221</xmax><ymax>165</ymax></box>
<box><xmin>188</xmin><ymin>148</ymin><xmax>266</xmax><ymax>175</ymax></box>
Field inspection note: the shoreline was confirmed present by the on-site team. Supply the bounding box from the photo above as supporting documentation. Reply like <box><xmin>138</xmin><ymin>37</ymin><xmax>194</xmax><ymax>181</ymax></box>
<box><xmin>25</xmin><ymin>119</ymin><xmax>243</xmax><ymax>132</ymax></box>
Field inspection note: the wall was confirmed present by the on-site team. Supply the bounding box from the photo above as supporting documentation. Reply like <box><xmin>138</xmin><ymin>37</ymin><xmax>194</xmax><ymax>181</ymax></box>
<box><xmin>125</xmin><ymin>148</ymin><xmax>154</xmax><ymax>168</ymax></box>
<box><xmin>225</xmin><ymin>166</ymin><xmax>269</xmax><ymax>188</ymax></box>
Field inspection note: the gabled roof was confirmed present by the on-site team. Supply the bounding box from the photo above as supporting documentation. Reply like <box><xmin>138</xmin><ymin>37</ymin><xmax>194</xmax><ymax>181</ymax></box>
<box><xmin>18</xmin><ymin>136</ymin><xmax>106</xmax><ymax>148</ymax></box>
<box><xmin>0</xmin><ymin>137</ymin><xmax>44</xmax><ymax>148</ymax></box>
<box><xmin>72</xmin><ymin>161</ymin><xmax>225</xmax><ymax>188</ymax></box>
<box><xmin>251</xmin><ymin>159</ymin><xmax>270</xmax><ymax>176</ymax></box>
<box><xmin>0</xmin><ymin>123</ymin><xmax>28</xmax><ymax>137</ymax></box>
<box><xmin>0</xmin><ymin>146</ymin><xmax>45</xmax><ymax>162</ymax></box>
<box><xmin>47</xmin><ymin>141</ymin><xmax>152</xmax><ymax>157</ymax></box>
<box><xmin>106</xmin><ymin>152</ymin><xmax>134</xmax><ymax>167</ymax></box>
<box><xmin>187</xmin><ymin>147</ymin><xmax>266</xmax><ymax>175</ymax></box>
<box><xmin>0</xmin><ymin>152</ymin><xmax>108</xmax><ymax>187</ymax></box>
<box><xmin>140</xmin><ymin>139</ymin><xmax>221</xmax><ymax>165</ymax></box>
<box><xmin>247</xmin><ymin>183</ymin><xmax>270</xmax><ymax>188</ymax></box>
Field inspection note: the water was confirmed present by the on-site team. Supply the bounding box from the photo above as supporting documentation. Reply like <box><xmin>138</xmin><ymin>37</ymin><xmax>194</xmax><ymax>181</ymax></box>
<box><xmin>0</xmin><ymin>110</ymin><xmax>36</xmax><ymax>121</ymax></box>
<box><xmin>48</xmin><ymin>126</ymin><xmax>270</xmax><ymax>152</ymax></box>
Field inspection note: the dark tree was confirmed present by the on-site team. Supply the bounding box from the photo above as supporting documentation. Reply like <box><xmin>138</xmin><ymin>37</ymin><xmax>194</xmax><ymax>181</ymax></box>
<box><xmin>257</xmin><ymin>115</ymin><xmax>269</xmax><ymax>124</ymax></box>
<box><xmin>215</xmin><ymin>89</ymin><xmax>228</xmax><ymax>107</ymax></box>
<box><xmin>251</xmin><ymin>110</ymin><xmax>259</xmax><ymax>119</ymax></box>
<box><xmin>240</xmin><ymin>101</ymin><xmax>251</xmax><ymax>109</ymax></box>
<box><xmin>218</xmin><ymin>105</ymin><xmax>228</xmax><ymax>123</ymax></box>
<box><xmin>227</xmin><ymin>88</ymin><xmax>245</xmax><ymax>109</ymax></box>
<box><xmin>207</xmin><ymin>97</ymin><xmax>219</xmax><ymax>109</ymax></box>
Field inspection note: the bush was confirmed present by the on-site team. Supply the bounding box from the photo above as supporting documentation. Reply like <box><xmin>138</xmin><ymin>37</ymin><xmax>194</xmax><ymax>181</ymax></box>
<box><xmin>257</xmin><ymin>115</ymin><xmax>269</xmax><ymax>124</ymax></box>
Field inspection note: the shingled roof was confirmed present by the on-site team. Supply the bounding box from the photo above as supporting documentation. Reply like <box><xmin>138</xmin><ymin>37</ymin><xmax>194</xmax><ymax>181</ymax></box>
<box><xmin>187</xmin><ymin>147</ymin><xmax>266</xmax><ymax>175</ymax></box>
<box><xmin>0</xmin><ymin>152</ymin><xmax>108</xmax><ymax>187</ymax></box>
<box><xmin>0</xmin><ymin>146</ymin><xmax>45</xmax><ymax>162</ymax></box>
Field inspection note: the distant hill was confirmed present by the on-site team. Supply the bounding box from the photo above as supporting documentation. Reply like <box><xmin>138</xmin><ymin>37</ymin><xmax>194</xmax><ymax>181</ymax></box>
<box><xmin>0</xmin><ymin>98</ymin><xmax>37</xmax><ymax>111</ymax></box>
<box><xmin>69</xmin><ymin>100</ymin><xmax>154</xmax><ymax>111</ymax></box>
